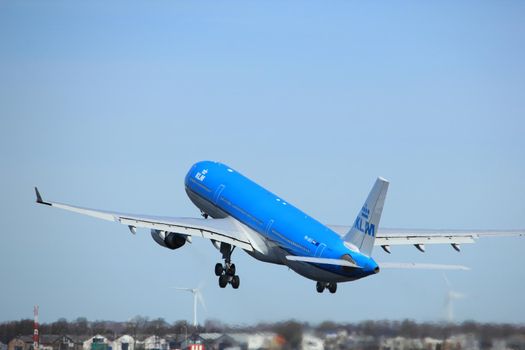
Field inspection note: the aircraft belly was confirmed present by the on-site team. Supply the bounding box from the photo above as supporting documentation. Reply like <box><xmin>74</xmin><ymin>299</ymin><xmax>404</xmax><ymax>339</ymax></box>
<box><xmin>285</xmin><ymin>260</ymin><xmax>358</xmax><ymax>283</ymax></box>
<box><xmin>245</xmin><ymin>248</ymin><xmax>284</xmax><ymax>265</ymax></box>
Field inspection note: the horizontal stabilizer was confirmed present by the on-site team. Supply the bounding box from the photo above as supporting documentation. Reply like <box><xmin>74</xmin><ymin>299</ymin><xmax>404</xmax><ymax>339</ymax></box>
<box><xmin>286</xmin><ymin>255</ymin><xmax>360</xmax><ymax>268</ymax></box>
<box><xmin>379</xmin><ymin>262</ymin><xmax>470</xmax><ymax>270</ymax></box>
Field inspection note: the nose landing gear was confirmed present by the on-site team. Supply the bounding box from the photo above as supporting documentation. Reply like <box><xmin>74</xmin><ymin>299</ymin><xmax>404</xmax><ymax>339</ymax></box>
<box><xmin>316</xmin><ymin>281</ymin><xmax>337</xmax><ymax>294</ymax></box>
<box><xmin>215</xmin><ymin>243</ymin><xmax>240</xmax><ymax>289</ymax></box>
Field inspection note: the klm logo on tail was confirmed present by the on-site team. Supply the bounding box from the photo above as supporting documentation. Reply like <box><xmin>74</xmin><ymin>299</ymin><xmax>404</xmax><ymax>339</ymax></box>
<box><xmin>344</xmin><ymin>177</ymin><xmax>389</xmax><ymax>256</ymax></box>
<box><xmin>353</xmin><ymin>204</ymin><xmax>375</xmax><ymax>236</ymax></box>
<box><xmin>361</xmin><ymin>204</ymin><xmax>370</xmax><ymax>219</ymax></box>
<box><xmin>354</xmin><ymin>217</ymin><xmax>375</xmax><ymax>236</ymax></box>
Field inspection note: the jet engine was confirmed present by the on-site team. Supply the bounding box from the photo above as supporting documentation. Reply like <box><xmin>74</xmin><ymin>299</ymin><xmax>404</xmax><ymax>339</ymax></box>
<box><xmin>151</xmin><ymin>229</ymin><xmax>187</xmax><ymax>250</ymax></box>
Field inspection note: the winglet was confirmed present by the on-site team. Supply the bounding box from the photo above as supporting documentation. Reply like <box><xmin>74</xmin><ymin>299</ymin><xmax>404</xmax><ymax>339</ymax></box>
<box><xmin>35</xmin><ymin>187</ymin><xmax>43</xmax><ymax>203</ymax></box>
<box><xmin>35</xmin><ymin>187</ymin><xmax>51</xmax><ymax>206</ymax></box>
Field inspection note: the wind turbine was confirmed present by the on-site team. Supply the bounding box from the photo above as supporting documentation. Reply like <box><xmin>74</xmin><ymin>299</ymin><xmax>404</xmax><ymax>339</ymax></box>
<box><xmin>174</xmin><ymin>286</ymin><xmax>206</xmax><ymax>327</ymax></box>
<box><xmin>443</xmin><ymin>274</ymin><xmax>465</xmax><ymax>323</ymax></box>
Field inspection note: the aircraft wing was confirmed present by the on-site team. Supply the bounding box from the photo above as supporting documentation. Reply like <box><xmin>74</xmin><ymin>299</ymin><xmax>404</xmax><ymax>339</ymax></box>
<box><xmin>328</xmin><ymin>225</ymin><xmax>524</xmax><ymax>251</ymax></box>
<box><xmin>35</xmin><ymin>188</ymin><xmax>254</xmax><ymax>251</ymax></box>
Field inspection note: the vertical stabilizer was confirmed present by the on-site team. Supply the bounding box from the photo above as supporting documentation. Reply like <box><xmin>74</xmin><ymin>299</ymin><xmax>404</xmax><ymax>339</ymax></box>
<box><xmin>344</xmin><ymin>177</ymin><xmax>389</xmax><ymax>256</ymax></box>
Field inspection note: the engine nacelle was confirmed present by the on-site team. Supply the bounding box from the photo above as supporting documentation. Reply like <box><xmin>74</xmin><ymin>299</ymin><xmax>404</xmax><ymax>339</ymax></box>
<box><xmin>151</xmin><ymin>229</ymin><xmax>187</xmax><ymax>250</ymax></box>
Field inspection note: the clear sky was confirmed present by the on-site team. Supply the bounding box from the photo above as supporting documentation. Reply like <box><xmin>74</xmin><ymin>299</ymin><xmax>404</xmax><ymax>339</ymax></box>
<box><xmin>1</xmin><ymin>0</ymin><xmax>524</xmax><ymax>325</ymax></box>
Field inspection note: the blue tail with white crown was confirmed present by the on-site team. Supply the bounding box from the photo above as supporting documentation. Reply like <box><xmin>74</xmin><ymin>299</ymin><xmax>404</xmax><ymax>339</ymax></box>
<box><xmin>344</xmin><ymin>177</ymin><xmax>389</xmax><ymax>256</ymax></box>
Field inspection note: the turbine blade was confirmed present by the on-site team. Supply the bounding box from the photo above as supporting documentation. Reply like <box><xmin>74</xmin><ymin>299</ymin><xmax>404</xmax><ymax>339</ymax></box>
<box><xmin>197</xmin><ymin>291</ymin><xmax>207</xmax><ymax>312</ymax></box>
<box><xmin>443</xmin><ymin>273</ymin><xmax>452</xmax><ymax>288</ymax></box>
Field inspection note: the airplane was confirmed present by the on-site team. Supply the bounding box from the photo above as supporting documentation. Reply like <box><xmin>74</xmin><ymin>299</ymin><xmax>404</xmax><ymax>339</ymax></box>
<box><xmin>35</xmin><ymin>160</ymin><xmax>524</xmax><ymax>293</ymax></box>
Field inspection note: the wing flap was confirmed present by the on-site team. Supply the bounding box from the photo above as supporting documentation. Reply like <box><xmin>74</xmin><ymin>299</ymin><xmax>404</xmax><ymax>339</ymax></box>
<box><xmin>375</xmin><ymin>235</ymin><xmax>475</xmax><ymax>246</ymax></box>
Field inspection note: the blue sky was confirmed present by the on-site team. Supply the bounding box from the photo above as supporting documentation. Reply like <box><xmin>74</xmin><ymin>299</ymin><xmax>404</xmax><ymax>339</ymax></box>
<box><xmin>1</xmin><ymin>0</ymin><xmax>524</xmax><ymax>325</ymax></box>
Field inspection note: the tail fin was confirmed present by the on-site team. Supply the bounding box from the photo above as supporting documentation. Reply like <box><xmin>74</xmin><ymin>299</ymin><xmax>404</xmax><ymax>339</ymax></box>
<box><xmin>344</xmin><ymin>177</ymin><xmax>389</xmax><ymax>256</ymax></box>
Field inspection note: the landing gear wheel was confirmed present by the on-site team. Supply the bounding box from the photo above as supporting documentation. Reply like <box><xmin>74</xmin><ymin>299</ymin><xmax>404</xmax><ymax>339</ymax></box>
<box><xmin>215</xmin><ymin>263</ymin><xmax>224</xmax><ymax>276</ymax></box>
<box><xmin>328</xmin><ymin>282</ymin><xmax>337</xmax><ymax>294</ymax></box>
<box><xmin>219</xmin><ymin>274</ymin><xmax>228</xmax><ymax>288</ymax></box>
<box><xmin>216</xmin><ymin>243</ymin><xmax>241</xmax><ymax>289</ymax></box>
<box><xmin>231</xmin><ymin>275</ymin><xmax>240</xmax><ymax>289</ymax></box>
<box><xmin>316</xmin><ymin>282</ymin><xmax>325</xmax><ymax>293</ymax></box>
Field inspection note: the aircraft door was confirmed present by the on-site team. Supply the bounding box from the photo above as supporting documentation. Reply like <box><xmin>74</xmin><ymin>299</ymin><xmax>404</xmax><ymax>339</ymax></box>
<box><xmin>214</xmin><ymin>184</ymin><xmax>225</xmax><ymax>204</ymax></box>
<box><xmin>265</xmin><ymin>219</ymin><xmax>274</xmax><ymax>235</ymax></box>
<box><xmin>315</xmin><ymin>243</ymin><xmax>327</xmax><ymax>257</ymax></box>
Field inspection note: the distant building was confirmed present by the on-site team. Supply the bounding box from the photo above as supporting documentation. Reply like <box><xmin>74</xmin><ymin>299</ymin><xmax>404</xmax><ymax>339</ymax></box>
<box><xmin>228</xmin><ymin>333</ymin><xmax>277</xmax><ymax>350</ymax></box>
<box><xmin>46</xmin><ymin>335</ymin><xmax>82</xmax><ymax>350</ymax></box>
<box><xmin>178</xmin><ymin>334</ymin><xmax>207</xmax><ymax>350</ymax></box>
<box><xmin>6</xmin><ymin>335</ymin><xmax>85</xmax><ymax>350</ymax></box>
<box><xmin>506</xmin><ymin>335</ymin><xmax>525</xmax><ymax>350</ymax></box>
<box><xmin>423</xmin><ymin>337</ymin><xmax>443</xmax><ymax>350</ymax></box>
<box><xmin>164</xmin><ymin>334</ymin><xmax>187</xmax><ymax>350</ymax></box>
<box><xmin>448</xmin><ymin>334</ymin><xmax>479</xmax><ymax>350</ymax></box>
<box><xmin>198</xmin><ymin>334</ymin><xmax>230</xmax><ymax>350</ymax></box>
<box><xmin>143</xmin><ymin>336</ymin><xmax>168</xmax><ymax>350</ymax></box>
<box><xmin>83</xmin><ymin>336</ymin><xmax>111</xmax><ymax>350</ymax></box>
<box><xmin>324</xmin><ymin>330</ymin><xmax>350</xmax><ymax>350</ymax></box>
<box><xmin>113</xmin><ymin>335</ymin><xmax>135</xmax><ymax>350</ymax></box>
<box><xmin>382</xmin><ymin>336</ymin><xmax>424</xmax><ymax>350</ymax></box>
<box><xmin>301</xmin><ymin>334</ymin><xmax>324</xmax><ymax>350</ymax></box>
<box><xmin>8</xmin><ymin>337</ymin><xmax>27</xmax><ymax>350</ymax></box>
<box><xmin>201</xmin><ymin>333</ymin><xmax>244</xmax><ymax>350</ymax></box>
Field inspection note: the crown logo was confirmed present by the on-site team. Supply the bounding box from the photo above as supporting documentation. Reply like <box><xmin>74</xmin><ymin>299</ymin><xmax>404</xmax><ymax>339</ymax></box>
<box><xmin>361</xmin><ymin>204</ymin><xmax>370</xmax><ymax>219</ymax></box>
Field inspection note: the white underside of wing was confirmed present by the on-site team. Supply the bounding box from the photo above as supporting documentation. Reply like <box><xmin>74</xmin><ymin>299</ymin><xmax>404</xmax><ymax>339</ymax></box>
<box><xmin>120</xmin><ymin>215</ymin><xmax>254</xmax><ymax>251</ymax></box>
<box><xmin>36</xmin><ymin>190</ymin><xmax>254</xmax><ymax>251</ymax></box>
<box><xmin>50</xmin><ymin>202</ymin><xmax>119</xmax><ymax>222</ymax></box>
<box><xmin>328</xmin><ymin>225</ymin><xmax>524</xmax><ymax>246</ymax></box>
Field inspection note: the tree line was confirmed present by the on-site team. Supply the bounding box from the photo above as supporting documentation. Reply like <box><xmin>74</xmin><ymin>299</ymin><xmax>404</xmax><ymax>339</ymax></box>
<box><xmin>1</xmin><ymin>318</ymin><xmax>524</xmax><ymax>348</ymax></box>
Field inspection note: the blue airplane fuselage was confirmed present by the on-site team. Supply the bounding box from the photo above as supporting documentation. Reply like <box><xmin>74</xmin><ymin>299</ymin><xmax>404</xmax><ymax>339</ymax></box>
<box><xmin>184</xmin><ymin>160</ymin><xmax>379</xmax><ymax>282</ymax></box>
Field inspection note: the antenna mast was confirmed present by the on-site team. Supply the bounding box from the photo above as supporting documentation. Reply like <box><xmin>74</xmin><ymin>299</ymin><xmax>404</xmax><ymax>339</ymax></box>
<box><xmin>33</xmin><ymin>305</ymin><xmax>39</xmax><ymax>350</ymax></box>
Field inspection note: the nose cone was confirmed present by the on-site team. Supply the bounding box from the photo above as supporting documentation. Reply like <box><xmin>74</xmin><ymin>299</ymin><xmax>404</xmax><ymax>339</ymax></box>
<box><xmin>184</xmin><ymin>164</ymin><xmax>197</xmax><ymax>186</ymax></box>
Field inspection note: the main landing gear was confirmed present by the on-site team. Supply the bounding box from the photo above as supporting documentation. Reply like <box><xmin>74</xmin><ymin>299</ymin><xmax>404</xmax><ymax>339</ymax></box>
<box><xmin>316</xmin><ymin>281</ymin><xmax>337</xmax><ymax>294</ymax></box>
<box><xmin>215</xmin><ymin>243</ymin><xmax>240</xmax><ymax>289</ymax></box>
